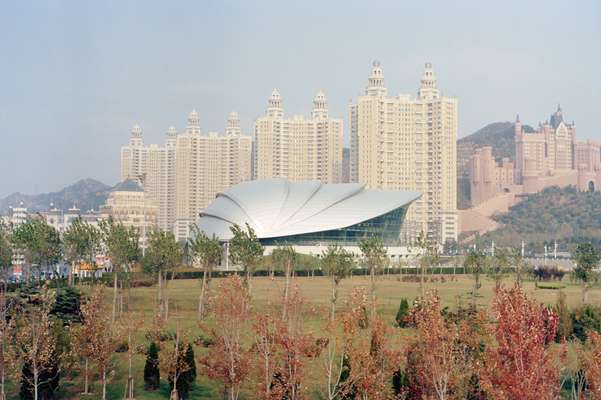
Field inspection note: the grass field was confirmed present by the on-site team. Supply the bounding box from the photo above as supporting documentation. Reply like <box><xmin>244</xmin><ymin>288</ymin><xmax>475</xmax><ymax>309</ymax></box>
<box><xmin>10</xmin><ymin>273</ymin><xmax>601</xmax><ymax>399</ymax></box>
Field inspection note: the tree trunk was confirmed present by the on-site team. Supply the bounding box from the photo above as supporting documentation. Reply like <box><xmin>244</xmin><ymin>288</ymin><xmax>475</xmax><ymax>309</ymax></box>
<box><xmin>112</xmin><ymin>271</ymin><xmax>118</xmax><ymax>322</ymax></box>
<box><xmin>246</xmin><ymin>269</ymin><xmax>253</xmax><ymax>295</ymax></box>
<box><xmin>330</xmin><ymin>276</ymin><xmax>337</xmax><ymax>322</ymax></box>
<box><xmin>68</xmin><ymin>262</ymin><xmax>74</xmax><ymax>286</ymax></box>
<box><xmin>0</xmin><ymin>366</ymin><xmax>5</xmax><ymax>400</ymax></box>
<box><xmin>198</xmin><ymin>267</ymin><xmax>208</xmax><ymax>320</ymax></box>
<box><xmin>582</xmin><ymin>282</ymin><xmax>587</xmax><ymax>304</ymax></box>
<box><xmin>33</xmin><ymin>366</ymin><xmax>38</xmax><ymax>400</ymax></box>
<box><xmin>102</xmin><ymin>368</ymin><xmax>107</xmax><ymax>400</ymax></box>
<box><xmin>283</xmin><ymin>262</ymin><xmax>291</xmax><ymax>319</ymax></box>
<box><xmin>370</xmin><ymin>266</ymin><xmax>376</xmax><ymax>319</ymax></box>
<box><xmin>83</xmin><ymin>358</ymin><xmax>89</xmax><ymax>394</ymax></box>
<box><xmin>127</xmin><ymin>331</ymin><xmax>134</xmax><ymax>399</ymax></box>
<box><xmin>165</xmin><ymin>268</ymin><xmax>176</xmax><ymax>320</ymax></box>
<box><xmin>158</xmin><ymin>270</ymin><xmax>163</xmax><ymax>318</ymax></box>
<box><xmin>420</xmin><ymin>263</ymin><xmax>425</xmax><ymax>298</ymax></box>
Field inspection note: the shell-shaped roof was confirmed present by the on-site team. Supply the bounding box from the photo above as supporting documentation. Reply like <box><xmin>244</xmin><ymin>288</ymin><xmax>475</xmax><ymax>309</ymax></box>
<box><xmin>197</xmin><ymin>179</ymin><xmax>421</xmax><ymax>241</ymax></box>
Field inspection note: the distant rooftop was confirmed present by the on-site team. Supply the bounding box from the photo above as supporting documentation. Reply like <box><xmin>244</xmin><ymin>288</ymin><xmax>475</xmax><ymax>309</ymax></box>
<box><xmin>111</xmin><ymin>179</ymin><xmax>143</xmax><ymax>193</ymax></box>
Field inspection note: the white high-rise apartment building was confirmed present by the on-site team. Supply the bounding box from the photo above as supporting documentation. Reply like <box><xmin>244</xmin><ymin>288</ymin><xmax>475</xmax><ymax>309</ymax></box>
<box><xmin>120</xmin><ymin>125</ymin><xmax>176</xmax><ymax>232</ymax></box>
<box><xmin>173</xmin><ymin>111</ymin><xmax>252</xmax><ymax>240</ymax></box>
<box><xmin>120</xmin><ymin>111</ymin><xmax>251</xmax><ymax>240</ymax></box>
<box><xmin>254</xmin><ymin>89</ymin><xmax>343</xmax><ymax>183</ymax></box>
<box><xmin>350</xmin><ymin>62</ymin><xmax>458</xmax><ymax>244</ymax></box>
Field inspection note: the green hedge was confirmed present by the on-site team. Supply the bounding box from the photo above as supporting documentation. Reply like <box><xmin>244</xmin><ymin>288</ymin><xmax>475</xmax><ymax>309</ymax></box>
<box><xmin>87</xmin><ymin>265</ymin><xmax>470</xmax><ymax>286</ymax></box>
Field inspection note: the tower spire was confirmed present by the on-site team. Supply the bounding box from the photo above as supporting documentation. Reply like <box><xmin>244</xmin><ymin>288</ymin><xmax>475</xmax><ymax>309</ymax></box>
<box><xmin>366</xmin><ymin>61</ymin><xmax>387</xmax><ymax>97</ymax></box>
<box><xmin>418</xmin><ymin>62</ymin><xmax>439</xmax><ymax>100</ymax></box>
<box><xmin>129</xmin><ymin>124</ymin><xmax>143</xmax><ymax>146</ymax></box>
<box><xmin>226</xmin><ymin>111</ymin><xmax>241</xmax><ymax>135</ymax></box>
<box><xmin>186</xmin><ymin>109</ymin><xmax>201</xmax><ymax>134</ymax></box>
<box><xmin>267</xmin><ymin>89</ymin><xmax>283</xmax><ymax>118</ymax></box>
<box><xmin>312</xmin><ymin>90</ymin><xmax>328</xmax><ymax>119</ymax></box>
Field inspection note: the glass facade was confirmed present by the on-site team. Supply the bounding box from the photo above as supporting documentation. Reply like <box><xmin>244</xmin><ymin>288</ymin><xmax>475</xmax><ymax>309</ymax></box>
<box><xmin>260</xmin><ymin>206</ymin><xmax>408</xmax><ymax>246</ymax></box>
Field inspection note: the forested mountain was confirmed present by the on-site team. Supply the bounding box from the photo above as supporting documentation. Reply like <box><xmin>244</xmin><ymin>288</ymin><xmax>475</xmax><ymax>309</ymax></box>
<box><xmin>473</xmin><ymin>186</ymin><xmax>601</xmax><ymax>250</ymax></box>
<box><xmin>0</xmin><ymin>178</ymin><xmax>111</xmax><ymax>214</ymax></box>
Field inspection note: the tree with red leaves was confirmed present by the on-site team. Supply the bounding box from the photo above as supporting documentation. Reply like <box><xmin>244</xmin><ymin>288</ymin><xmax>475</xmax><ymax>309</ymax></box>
<box><xmin>480</xmin><ymin>285</ymin><xmax>563</xmax><ymax>400</ymax></box>
<box><xmin>403</xmin><ymin>291</ymin><xmax>483</xmax><ymax>400</ymax></box>
<box><xmin>252</xmin><ymin>286</ymin><xmax>319</xmax><ymax>400</ymax></box>
<box><xmin>200</xmin><ymin>275</ymin><xmax>251</xmax><ymax>400</ymax></box>
<box><xmin>583</xmin><ymin>331</ymin><xmax>601</xmax><ymax>399</ymax></box>
<box><xmin>339</xmin><ymin>288</ymin><xmax>399</xmax><ymax>400</ymax></box>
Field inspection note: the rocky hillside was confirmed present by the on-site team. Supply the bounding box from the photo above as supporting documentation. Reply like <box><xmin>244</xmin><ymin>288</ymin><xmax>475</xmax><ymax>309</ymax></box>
<box><xmin>472</xmin><ymin>186</ymin><xmax>601</xmax><ymax>250</ymax></box>
<box><xmin>0</xmin><ymin>178</ymin><xmax>112</xmax><ymax>214</ymax></box>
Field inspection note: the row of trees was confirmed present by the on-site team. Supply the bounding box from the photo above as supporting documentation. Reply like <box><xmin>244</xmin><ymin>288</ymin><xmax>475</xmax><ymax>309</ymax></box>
<box><xmin>2</xmin><ymin>268</ymin><xmax>600</xmax><ymax>399</ymax></box>
<box><xmin>463</xmin><ymin>242</ymin><xmax>601</xmax><ymax>304</ymax></box>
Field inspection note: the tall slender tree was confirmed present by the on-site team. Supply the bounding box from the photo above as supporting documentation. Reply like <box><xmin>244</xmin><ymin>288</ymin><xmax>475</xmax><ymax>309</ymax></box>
<box><xmin>415</xmin><ymin>232</ymin><xmax>438</xmax><ymax>298</ymax></box>
<box><xmin>271</xmin><ymin>245</ymin><xmax>298</xmax><ymax>318</ymax></box>
<box><xmin>583</xmin><ymin>331</ymin><xmax>601</xmax><ymax>398</ymax></box>
<box><xmin>15</xmin><ymin>287</ymin><xmax>61</xmax><ymax>400</ymax></box>
<box><xmin>321</xmin><ymin>245</ymin><xmax>354</xmax><ymax>321</ymax></box>
<box><xmin>121</xmin><ymin>312</ymin><xmax>144</xmax><ymax>400</ymax></box>
<box><xmin>481</xmin><ymin>285</ymin><xmax>562</xmax><ymax>399</ymax></box>
<box><xmin>188</xmin><ymin>226</ymin><xmax>221</xmax><ymax>319</ymax></box>
<box><xmin>161</xmin><ymin>323</ymin><xmax>191</xmax><ymax>400</ymax></box>
<box><xmin>340</xmin><ymin>288</ymin><xmax>399</xmax><ymax>400</ymax></box>
<box><xmin>72</xmin><ymin>285</ymin><xmax>104</xmax><ymax>395</ymax></box>
<box><xmin>358</xmin><ymin>236</ymin><xmax>388</xmax><ymax>318</ymax></box>
<box><xmin>228</xmin><ymin>223</ymin><xmax>263</xmax><ymax>293</ymax></box>
<box><xmin>99</xmin><ymin>218</ymin><xmax>140</xmax><ymax>322</ymax></box>
<box><xmin>63</xmin><ymin>217</ymin><xmax>101</xmax><ymax>285</ymax></box>
<box><xmin>463</xmin><ymin>249</ymin><xmax>487</xmax><ymax>306</ymax></box>
<box><xmin>142</xmin><ymin>229</ymin><xmax>182</xmax><ymax>319</ymax></box>
<box><xmin>488</xmin><ymin>248</ymin><xmax>510</xmax><ymax>291</ymax></box>
<box><xmin>573</xmin><ymin>242</ymin><xmax>601</xmax><ymax>304</ymax></box>
<box><xmin>0</xmin><ymin>289</ymin><xmax>15</xmax><ymax>400</ymax></box>
<box><xmin>200</xmin><ymin>275</ymin><xmax>251</xmax><ymax>400</ymax></box>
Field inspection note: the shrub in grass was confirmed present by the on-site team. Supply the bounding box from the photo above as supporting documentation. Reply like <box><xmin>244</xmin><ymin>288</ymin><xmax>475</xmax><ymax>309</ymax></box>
<box><xmin>395</xmin><ymin>298</ymin><xmax>410</xmax><ymax>328</ymax></box>
<box><xmin>144</xmin><ymin>342</ymin><xmax>160</xmax><ymax>390</ymax></box>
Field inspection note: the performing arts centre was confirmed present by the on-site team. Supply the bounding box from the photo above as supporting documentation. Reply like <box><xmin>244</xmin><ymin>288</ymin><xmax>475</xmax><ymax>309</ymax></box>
<box><xmin>196</xmin><ymin>179</ymin><xmax>421</xmax><ymax>264</ymax></box>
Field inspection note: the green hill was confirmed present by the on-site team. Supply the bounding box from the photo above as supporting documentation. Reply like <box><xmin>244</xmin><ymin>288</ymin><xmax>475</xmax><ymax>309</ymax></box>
<box><xmin>473</xmin><ymin>186</ymin><xmax>601</xmax><ymax>250</ymax></box>
<box><xmin>458</xmin><ymin>121</ymin><xmax>516</xmax><ymax>161</ymax></box>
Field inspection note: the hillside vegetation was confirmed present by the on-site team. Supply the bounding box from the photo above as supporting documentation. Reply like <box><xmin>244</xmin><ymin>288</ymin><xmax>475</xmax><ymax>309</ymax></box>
<box><xmin>474</xmin><ymin>186</ymin><xmax>601</xmax><ymax>249</ymax></box>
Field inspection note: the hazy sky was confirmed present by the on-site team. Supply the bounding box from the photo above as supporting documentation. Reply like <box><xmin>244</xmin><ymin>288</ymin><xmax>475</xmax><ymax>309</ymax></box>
<box><xmin>1</xmin><ymin>0</ymin><xmax>600</xmax><ymax>197</ymax></box>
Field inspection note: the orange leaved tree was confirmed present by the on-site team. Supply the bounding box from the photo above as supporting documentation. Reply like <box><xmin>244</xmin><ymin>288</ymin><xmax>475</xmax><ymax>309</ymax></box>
<box><xmin>252</xmin><ymin>286</ymin><xmax>318</xmax><ymax>400</ymax></box>
<box><xmin>200</xmin><ymin>275</ymin><xmax>251</xmax><ymax>400</ymax></box>
<box><xmin>480</xmin><ymin>285</ymin><xmax>562</xmax><ymax>400</ymax></box>
<box><xmin>583</xmin><ymin>331</ymin><xmax>601</xmax><ymax>399</ymax></box>
<box><xmin>339</xmin><ymin>287</ymin><xmax>399</xmax><ymax>400</ymax></box>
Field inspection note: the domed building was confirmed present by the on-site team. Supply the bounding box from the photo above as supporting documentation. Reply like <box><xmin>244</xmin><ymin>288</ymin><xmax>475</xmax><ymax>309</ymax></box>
<box><xmin>196</xmin><ymin>178</ymin><xmax>420</xmax><ymax>248</ymax></box>
<box><xmin>100</xmin><ymin>179</ymin><xmax>158</xmax><ymax>247</ymax></box>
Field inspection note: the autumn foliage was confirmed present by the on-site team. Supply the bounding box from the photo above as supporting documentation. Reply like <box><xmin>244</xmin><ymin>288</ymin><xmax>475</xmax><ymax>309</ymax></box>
<box><xmin>339</xmin><ymin>288</ymin><xmax>399</xmax><ymax>400</ymax></box>
<box><xmin>403</xmin><ymin>291</ymin><xmax>487</xmax><ymax>400</ymax></box>
<box><xmin>200</xmin><ymin>275</ymin><xmax>252</xmax><ymax>400</ymax></box>
<box><xmin>584</xmin><ymin>331</ymin><xmax>601</xmax><ymax>399</ymax></box>
<box><xmin>480</xmin><ymin>285</ymin><xmax>562</xmax><ymax>400</ymax></box>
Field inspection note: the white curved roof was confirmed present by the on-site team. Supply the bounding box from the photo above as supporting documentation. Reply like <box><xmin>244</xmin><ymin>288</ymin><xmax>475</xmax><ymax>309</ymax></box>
<box><xmin>197</xmin><ymin>179</ymin><xmax>421</xmax><ymax>241</ymax></box>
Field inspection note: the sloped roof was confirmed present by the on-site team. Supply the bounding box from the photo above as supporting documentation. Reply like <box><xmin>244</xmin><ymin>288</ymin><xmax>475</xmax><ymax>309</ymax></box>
<box><xmin>111</xmin><ymin>179</ymin><xmax>143</xmax><ymax>193</ymax></box>
<box><xmin>197</xmin><ymin>178</ymin><xmax>420</xmax><ymax>241</ymax></box>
